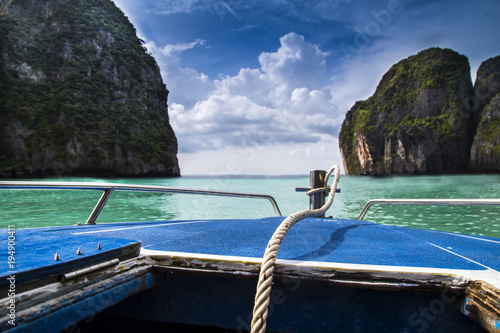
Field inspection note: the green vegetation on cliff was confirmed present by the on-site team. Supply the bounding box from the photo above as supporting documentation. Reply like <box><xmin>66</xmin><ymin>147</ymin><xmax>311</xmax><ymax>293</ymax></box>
<box><xmin>469</xmin><ymin>56</ymin><xmax>500</xmax><ymax>172</ymax></box>
<box><xmin>0</xmin><ymin>0</ymin><xmax>180</xmax><ymax>177</ymax></box>
<box><xmin>339</xmin><ymin>48</ymin><xmax>475</xmax><ymax>175</ymax></box>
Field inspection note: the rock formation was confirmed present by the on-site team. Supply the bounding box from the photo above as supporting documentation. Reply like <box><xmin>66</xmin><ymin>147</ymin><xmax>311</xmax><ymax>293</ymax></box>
<box><xmin>339</xmin><ymin>48</ymin><xmax>499</xmax><ymax>175</ymax></box>
<box><xmin>469</xmin><ymin>56</ymin><xmax>500</xmax><ymax>172</ymax></box>
<box><xmin>0</xmin><ymin>0</ymin><xmax>180</xmax><ymax>177</ymax></box>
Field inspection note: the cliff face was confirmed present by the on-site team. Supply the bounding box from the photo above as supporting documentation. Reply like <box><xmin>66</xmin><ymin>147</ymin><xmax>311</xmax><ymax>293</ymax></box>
<box><xmin>0</xmin><ymin>0</ymin><xmax>180</xmax><ymax>177</ymax></box>
<box><xmin>339</xmin><ymin>48</ymin><xmax>475</xmax><ymax>175</ymax></box>
<box><xmin>469</xmin><ymin>56</ymin><xmax>500</xmax><ymax>171</ymax></box>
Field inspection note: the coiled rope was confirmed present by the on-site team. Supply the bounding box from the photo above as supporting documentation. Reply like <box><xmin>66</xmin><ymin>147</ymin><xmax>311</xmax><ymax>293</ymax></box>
<box><xmin>250</xmin><ymin>164</ymin><xmax>341</xmax><ymax>333</ymax></box>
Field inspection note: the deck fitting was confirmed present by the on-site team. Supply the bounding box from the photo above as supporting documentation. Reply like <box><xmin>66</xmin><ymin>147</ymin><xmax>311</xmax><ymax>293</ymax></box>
<box><xmin>76</xmin><ymin>247</ymin><xmax>82</xmax><ymax>255</ymax></box>
<box><xmin>97</xmin><ymin>242</ymin><xmax>102</xmax><ymax>250</ymax></box>
<box><xmin>54</xmin><ymin>252</ymin><xmax>60</xmax><ymax>261</ymax></box>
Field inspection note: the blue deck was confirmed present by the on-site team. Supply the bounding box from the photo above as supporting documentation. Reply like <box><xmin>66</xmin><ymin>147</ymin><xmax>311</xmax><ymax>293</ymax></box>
<box><xmin>6</xmin><ymin>217</ymin><xmax>498</xmax><ymax>275</ymax></box>
<box><xmin>0</xmin><ymin>228</ymin><xmax>140</xmax><ymax>289</ymax></box>
<box><xmin>1</xmin><ymin>217</ymin><xmax>499</xmax><ymax>333</ymax></box>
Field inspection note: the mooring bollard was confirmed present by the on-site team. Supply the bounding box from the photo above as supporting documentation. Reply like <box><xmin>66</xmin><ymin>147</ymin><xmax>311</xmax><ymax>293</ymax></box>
<box><xmin>295</xmin><ymin>169</ymin><xmax>339</xmax><ymax>217</ymax></box>
<box><xmin>309</xmin><ymin>169</ymin><xmax>326</xmax><ymax>217</ymax></box>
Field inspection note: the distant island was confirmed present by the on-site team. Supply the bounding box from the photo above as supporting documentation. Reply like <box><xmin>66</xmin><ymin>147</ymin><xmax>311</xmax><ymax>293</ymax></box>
<box><xmin>339</xmin><ymin>47</ymin><xmax>500</xmax><ymax>175</ymax></box>
<box><xmin>0</xmin><ymin>0</ymin><xmax>180</xmax><ymax>178</ymax></box>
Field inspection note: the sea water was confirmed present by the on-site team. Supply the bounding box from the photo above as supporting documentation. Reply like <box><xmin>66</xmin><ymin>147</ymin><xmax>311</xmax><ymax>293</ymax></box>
<box><xmin>0</xmin><ymin>174</ymin><xmax>499</xmax><ymax>238</ymax></box>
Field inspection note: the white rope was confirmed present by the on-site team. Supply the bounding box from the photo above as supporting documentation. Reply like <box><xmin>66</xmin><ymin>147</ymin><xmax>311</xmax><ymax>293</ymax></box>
<box><xmin>250</xmin><ymin>164</ymin><xmax>341</xmax><ymax>333</ymax></box>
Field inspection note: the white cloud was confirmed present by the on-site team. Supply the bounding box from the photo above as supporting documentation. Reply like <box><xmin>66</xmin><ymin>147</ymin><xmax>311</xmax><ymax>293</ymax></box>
<box><xmin>212</xmin><ymin>33</ymin><xmax>331</xmax><ymax>110</ymax></box>
<box><xmin>157</xmin><ymin>39</ymin><xmax>206</xmax><ymax>56</ymax></box>
<box><xmin>148</xmin><ymin>0</ymin><xmax>242</xmax><ymax>19</ymax></box>
<box><xmin>145</xmin><ymin>40</ymin><xmax>214</xmax><ymax>108</ymax></box>
<box><xmin>258</xmin><ymin>33</ymin><xmax>330</xmax><ymax>94</ymax></box>
<box><xmin>150</xmin><ymin>0</ymin><xmax>203</xmax><ymax>15</ymax></box>
<box><xmin>161</xmin><ymin>32</ymin><xmax>342</xmax><ymax>158</ymax></box>
<box><xmin>178</xmin><ymin>140</ymin><xmax>343</xmax><ymax>176</ymax></box>
<box><xmin>145</xmin><ymin>32</ymin><xmax>345</xmax><ymax>174</ymax></box>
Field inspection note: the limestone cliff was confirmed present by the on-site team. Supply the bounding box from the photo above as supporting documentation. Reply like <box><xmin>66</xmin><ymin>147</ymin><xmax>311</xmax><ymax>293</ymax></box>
<box><xmin>0</xmin><ymin>0</ymin><xmax>180</xmax><ymax>177</ymax></box>
<box><xmin>469</xmin><ymin>56</ymin><xmax>500</xmax><ymax>171</ymax></box>
<box><xmin>339</xmin><ymin>48</ymin><xmax>480</xmax><ymax>175</ymax></box>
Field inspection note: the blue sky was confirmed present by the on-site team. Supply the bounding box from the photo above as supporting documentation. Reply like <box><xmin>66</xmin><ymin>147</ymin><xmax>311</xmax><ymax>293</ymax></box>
<box><xmin>112</xmin><ymin>0</ymin><xmax>500</xmax><ymax>175</ymax></box>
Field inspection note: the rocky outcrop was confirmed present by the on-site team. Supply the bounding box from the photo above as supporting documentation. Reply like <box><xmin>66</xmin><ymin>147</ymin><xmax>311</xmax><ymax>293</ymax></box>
<box><xmin>469</xmin><ymin>56</ymin><xmax>500</xmax><ymax>172</ymax></box>
<box><xmin>0</xmin><ymin>0</ymin><xmax>180</xmax><ymax>177</ymax></box>
<box><xmin>339</xmin><ymin>48</ymin><xmax>476</xmax><ymax>175</ymax></box>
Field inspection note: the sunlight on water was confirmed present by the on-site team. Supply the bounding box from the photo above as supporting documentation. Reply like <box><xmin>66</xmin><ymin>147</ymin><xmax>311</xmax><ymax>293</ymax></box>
<box><xmin>0</xmin><ymin>174</ymin><xmax>499</xmax><ymax>238</ymax></box>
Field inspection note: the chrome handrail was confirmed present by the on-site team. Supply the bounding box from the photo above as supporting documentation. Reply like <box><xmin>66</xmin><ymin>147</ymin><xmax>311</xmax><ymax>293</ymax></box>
<box><xmin>0</xmin><ymin>181</ymin><xmax>282</xmax><ymax>224</ymax></box>
<box><xmin>358</xmin><ymin>198</ymin><xmax>500</xmax><ymax>220</ymax></box>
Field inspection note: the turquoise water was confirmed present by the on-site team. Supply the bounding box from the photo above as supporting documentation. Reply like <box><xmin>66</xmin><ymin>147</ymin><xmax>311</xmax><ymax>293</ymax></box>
<box><xmin>0</xmin><ymin>174</ymin><xmax>499</xmax><ymax>238</ymax></box>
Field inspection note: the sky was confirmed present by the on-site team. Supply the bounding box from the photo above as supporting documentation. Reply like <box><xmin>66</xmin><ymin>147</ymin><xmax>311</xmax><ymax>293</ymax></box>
<box><xmin>111</xmin><ymin>0</ymin><xmax>500</xmax><ymax>176</ymax></box>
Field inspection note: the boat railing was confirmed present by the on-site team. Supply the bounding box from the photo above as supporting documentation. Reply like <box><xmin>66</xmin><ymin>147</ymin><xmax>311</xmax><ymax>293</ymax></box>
<box><xmin>358</xmin><ymin>198</ymin><xmax>500</xmax><ymax>220</ymax></box>
<box><xmin>0</xmin><ymin>181</ymin><xmax>282</xmax><ymax>224</ymax></box>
